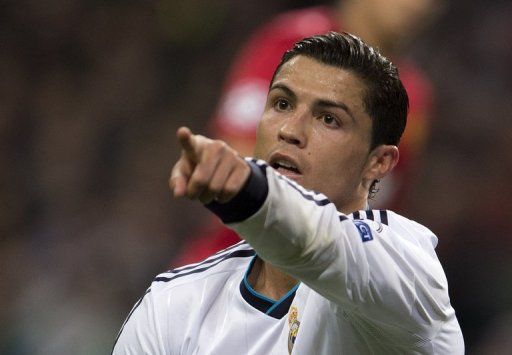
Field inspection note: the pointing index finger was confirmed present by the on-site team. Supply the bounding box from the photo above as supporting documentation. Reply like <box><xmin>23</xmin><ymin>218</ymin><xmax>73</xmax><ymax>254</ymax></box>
<box><xmin>177</xmin><ymin>126</ymin><xmax>198</xmax><ymax>162</ymax></box>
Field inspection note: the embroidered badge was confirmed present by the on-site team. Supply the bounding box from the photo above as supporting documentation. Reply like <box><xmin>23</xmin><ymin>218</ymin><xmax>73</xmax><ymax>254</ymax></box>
<box><xmin>288</xmin><ymin>306</ymin><xmax>300</xmax><ymax>354</ymax></box>
<box><xmin>354</xmin><ymin>220</ymin><xmax>373</xmax><ymax>242</ymax></box>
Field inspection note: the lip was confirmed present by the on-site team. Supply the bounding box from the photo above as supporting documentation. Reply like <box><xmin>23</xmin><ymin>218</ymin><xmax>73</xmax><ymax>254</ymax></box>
<box><xmin>268</xmin><ymin>152</ymin><xmax>303</xmax><ymax>180</ymax></box>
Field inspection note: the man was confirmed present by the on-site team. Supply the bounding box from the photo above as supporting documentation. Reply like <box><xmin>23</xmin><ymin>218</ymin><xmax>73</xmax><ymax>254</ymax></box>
<box><xmin>174</xmin><ymin>0</ymin><xmax>442</xmax><ymax>266</ymax></box>
<box><xmin>113</xmin><ymin>32</ymin><xmax>464</xmax><ymax>354</ymax></box>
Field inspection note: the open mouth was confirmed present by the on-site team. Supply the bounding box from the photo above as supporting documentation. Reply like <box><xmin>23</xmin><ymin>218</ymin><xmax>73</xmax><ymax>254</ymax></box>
<box><xmin>270</xmin><ymin>159</ymin><xmax>301</xmax><ymax>176</ymax></box>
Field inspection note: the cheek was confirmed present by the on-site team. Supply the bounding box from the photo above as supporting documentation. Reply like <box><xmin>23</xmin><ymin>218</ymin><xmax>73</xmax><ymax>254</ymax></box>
<box><xmin>254</xmin><ymin>116</ymin><xmax>276</xmax><ymax>158</ymax></box>
<box><xmin>312</xmin><ymin>142</ymin><xmax>367</xmax><ymax>186</ymax></box>
<box><xmin>306</xmin><ymin>157</ymin><xmax>354</xmax><ymax>204</ymax></box>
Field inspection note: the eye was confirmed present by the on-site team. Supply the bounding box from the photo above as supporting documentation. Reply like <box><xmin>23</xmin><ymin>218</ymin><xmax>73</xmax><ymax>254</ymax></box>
<box><xmin>274</xmin><ymin>98</ymin><xmax>291</xmax><ymax>111</ymax></box>
<box><xmin>320</xmin><ymin>113</ymin><xmax>340</xmax><ymax>128</ymax></box>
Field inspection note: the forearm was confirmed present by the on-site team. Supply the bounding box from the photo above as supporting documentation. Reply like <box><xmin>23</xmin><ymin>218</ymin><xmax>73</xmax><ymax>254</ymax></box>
<box><xmin>206</xmin><ymin>159</ymin><xmax>352</xmax><ymax>294</ymax></box>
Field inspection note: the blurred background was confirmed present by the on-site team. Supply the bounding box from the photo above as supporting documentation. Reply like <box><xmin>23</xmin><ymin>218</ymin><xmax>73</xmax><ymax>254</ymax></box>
<box><xmin>1</xmin><ymin>0</ymin><xmax>511</xmax><ymax>353</ymax></box>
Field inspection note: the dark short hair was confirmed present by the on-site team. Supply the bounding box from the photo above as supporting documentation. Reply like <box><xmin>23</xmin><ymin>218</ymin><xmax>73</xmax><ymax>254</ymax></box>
<box><xmin>270</xmin><ymin>32</ymin><xmax>409</xmax><ymax>150</ymax></box>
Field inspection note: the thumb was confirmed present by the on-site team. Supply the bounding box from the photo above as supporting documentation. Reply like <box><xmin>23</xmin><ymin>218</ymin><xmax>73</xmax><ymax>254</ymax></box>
<box><xmin>169</xmin><ymin>158</ymin><xmax>192</xmax><ymax>198</ymax></box>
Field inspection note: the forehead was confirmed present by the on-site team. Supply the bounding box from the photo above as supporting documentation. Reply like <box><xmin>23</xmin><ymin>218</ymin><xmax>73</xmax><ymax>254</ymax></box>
<box><xmin>272</xmin><ymin>55</ymin><xmax>367</xmax><ymax>109</ymax></box>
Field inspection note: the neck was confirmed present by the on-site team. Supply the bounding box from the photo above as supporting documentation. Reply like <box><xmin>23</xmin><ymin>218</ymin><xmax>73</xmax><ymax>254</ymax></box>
<box><xmin>338</xmin><ymin>197</ymin><xmax>369</xmax><ymax>215</ymax></box>
<box><xmin>248</xmin><ymin>257</ymin><xmax>298</xmax><ymax>300</ymax></box>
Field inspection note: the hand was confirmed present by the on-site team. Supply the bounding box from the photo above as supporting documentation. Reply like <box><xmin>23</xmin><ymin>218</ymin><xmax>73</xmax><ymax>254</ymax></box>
<box><xmin>169</xmin><ymin>127</ymin><xmax>251</xmax><ymax>204</ymax></box>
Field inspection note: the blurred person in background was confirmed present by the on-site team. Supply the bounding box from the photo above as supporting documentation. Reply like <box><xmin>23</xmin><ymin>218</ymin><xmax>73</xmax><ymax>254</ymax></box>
<box><xmin>173</xmin><ymin>0</ymin><xmax>445</xmax><ymax>266</ymax></box>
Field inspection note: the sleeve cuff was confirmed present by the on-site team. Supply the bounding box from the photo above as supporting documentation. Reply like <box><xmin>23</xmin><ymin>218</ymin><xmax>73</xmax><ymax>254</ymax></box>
<box><xmin>205</xmin><ymin>160</ymin><xmax>268</xmax><ymax>224</ymax></box>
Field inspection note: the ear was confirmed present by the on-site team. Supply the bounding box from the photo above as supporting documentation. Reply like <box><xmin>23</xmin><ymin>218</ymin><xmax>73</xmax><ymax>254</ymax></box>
<box><xmin>362</xmin><ymin>145</ymin><xmax>399</xmax><ymax>189</ymax></box>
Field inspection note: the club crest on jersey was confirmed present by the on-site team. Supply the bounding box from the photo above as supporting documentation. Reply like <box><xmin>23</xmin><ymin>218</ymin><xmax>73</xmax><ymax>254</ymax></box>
<box><xmin>288</xmin><ymin>306</ymin><xmax>300</xmax><ymax>354</ymax></box>
<box><xmin>354</xmin><ymin>220</ymin><xmax>373</xmax><ymax>242</ymax></box>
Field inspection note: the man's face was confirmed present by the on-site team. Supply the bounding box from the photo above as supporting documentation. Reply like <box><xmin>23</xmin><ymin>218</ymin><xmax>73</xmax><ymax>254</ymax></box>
<box><xmin>254</xmin><ymin>55</ymin><xmax>374</xmax><ymax>211</ymax></box>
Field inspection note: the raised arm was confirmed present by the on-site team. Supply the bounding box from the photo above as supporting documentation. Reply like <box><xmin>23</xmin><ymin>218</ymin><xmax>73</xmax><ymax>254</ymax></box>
<box><xmin>170</xmin><ymin>128</ymin><xmax>453</xmax><ymax>341</ymax></box>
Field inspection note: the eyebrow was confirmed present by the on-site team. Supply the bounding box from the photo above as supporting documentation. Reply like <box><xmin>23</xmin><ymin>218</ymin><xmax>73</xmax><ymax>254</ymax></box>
<box><xmin>316</xmin><ymin>99</ymin><xmax>355</xmax><ymax>123</ymax></box>
<box><xmin>269</xmin><ymin>83</ymin><xmax>297</xmax><ymax>101</ymax></box>
<box><xmin>269</xmin><ymin>83</ymin><xmax>356</xmax><ymax>123</ymax></box>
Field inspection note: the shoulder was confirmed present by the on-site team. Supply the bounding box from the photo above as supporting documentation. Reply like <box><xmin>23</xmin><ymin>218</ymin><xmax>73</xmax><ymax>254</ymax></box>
<box><xmin>347</xmin><ymin>209</ymin><xmax>439</xmax><ymax>251</ymax></box>
<box><xmin>137</xmin><ymin>242</ymin><xmax>254</xmax><ymax>330</ymax></box>
<box><xmin>151</xmin><ymin>241</ymin><xmax>254</xmax><ymax>293</ymax></box>
<box><xmin>345</xmin><ymin>210</ymin><xmax>453</xmax><ymax>321</ymax></box>
<box><xmin>113</xmin><ymin>242</ymin><xmax>254</xmax><ymax>351</ymax></box>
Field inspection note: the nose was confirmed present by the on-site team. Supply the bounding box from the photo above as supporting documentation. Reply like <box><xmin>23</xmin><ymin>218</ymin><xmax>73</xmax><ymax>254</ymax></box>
<box><xmin>278</xmin><ymin>112</ymin><xmax>308</xmax><ymax>148</ymax></box>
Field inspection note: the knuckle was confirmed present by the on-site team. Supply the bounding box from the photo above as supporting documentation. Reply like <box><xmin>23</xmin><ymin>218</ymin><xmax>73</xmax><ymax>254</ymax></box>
<box><xmin>208</xmin><ymin>182</ymin><xmax>222</xmax><ymax>195</ymax></box>
<box><xmin>224</xmin><ymin>181</ymin><xmax>240</xmax><ymax>196</ymax></box>
<box><xmin>189</xmin><ymin>169</ymin><xmax>207</xmax><ymax>189</ymax></box>
<box><xmin>187</xmin><ymin>183</ymin><xmax>202</xmax><ymax>198</ymax></box>
<box><xmin>212</xmin><ymin>140</ymin><xmax>227</xmax><ymax>154</ymax></box>
<box><xmin>192</xmin><ymin>173</ymin><xmax>208</xmax><ymax>187</ymax></box>
<box><xmin>236</xmin><ymin>157</ymin><xmax>247</xmax><ymax>169</ymax></box>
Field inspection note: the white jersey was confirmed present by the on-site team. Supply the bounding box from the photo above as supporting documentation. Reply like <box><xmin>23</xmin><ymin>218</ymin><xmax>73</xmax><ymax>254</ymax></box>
<box><xmin>113</xmin><ymin>159</ymin><xmax>464</xmax><ymax>354</ymax></box>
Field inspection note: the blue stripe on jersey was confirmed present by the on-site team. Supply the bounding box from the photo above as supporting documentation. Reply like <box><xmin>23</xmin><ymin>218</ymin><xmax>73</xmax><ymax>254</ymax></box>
<box><xmin>276</xmin><ymin>174</ymin><xmax>331</xmax><ymax>206</ymax></box>
<box><xmin>379</xmin><ymin>210</ymin><xmax>388</xmax><ymax>225</ymax></box>
<box><xmin>240</xmin><ymin>256</ymin><xmax>300</xmax><ymax>319</ymax></box>
<box><xmin>154</xmin><ymin>249</ymin><xmax>255</xmax><ymax>283</ymax></box>
<box><xmin>350</xmin><ymin>210</ymin><xmax>389</xmax><ymax>226</ymax></box>
<box><xmin>168</xmin><ymin>241</ymin><xmax>249</xmax><ymax>275</ymax></box>
<box><xmin>212</xmin><ymin>240</ymin><xmax>248</xmax><ymax>256</ymax></box>
<box><xmin>266</xmin><ymin>283</ymin><xmax>300</xmax><ymax>318</ymax></box>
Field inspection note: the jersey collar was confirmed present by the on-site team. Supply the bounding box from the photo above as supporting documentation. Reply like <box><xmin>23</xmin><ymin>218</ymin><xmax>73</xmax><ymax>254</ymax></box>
<box><xmin>239</xmin><ymin>256</ymin><xmax>300</xmax><ymax>319</ymax></box>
